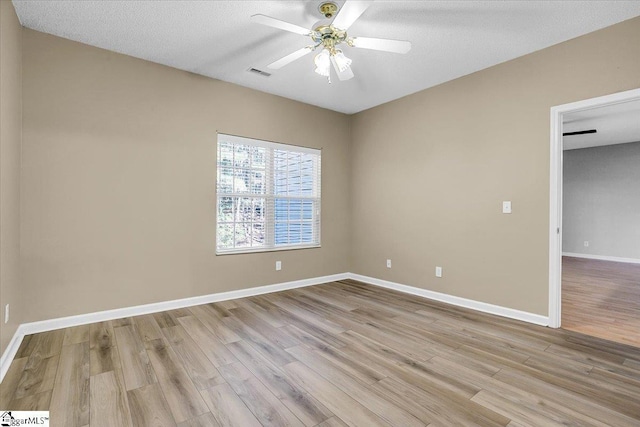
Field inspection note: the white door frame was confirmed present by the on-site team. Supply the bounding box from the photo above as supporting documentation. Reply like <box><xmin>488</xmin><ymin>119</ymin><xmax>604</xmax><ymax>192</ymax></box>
<box><xmin>548</xmin><ymin>87</ymin><xmax>640</xmax><ymax>328</ymax></box>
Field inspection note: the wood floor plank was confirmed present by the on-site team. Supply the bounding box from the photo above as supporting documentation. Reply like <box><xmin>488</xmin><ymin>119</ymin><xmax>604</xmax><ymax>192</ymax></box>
<box><xmin>15</xmin><ymin>330</ymin><xmax>65</xmax><ymax>360</ymax></box>
<box><xmin>623</xmin><ymin>358</ymin><xmax>640</xmax><ymax>370</ymax></box>
<box><xmin>243</xmin><ymin>297</ymin><xmax>292</xmax><ymax>326</ymax></box>
<box><xmin>286</xmin><ymin>345</ymin><xmax>424</xmax><ymax>427</ymax></box>
<box><xmin>341</xmin><ymin>318</ymin><xmax>437</xmax><ymax>361</ymax></box>
<box><xmin>216</xmin><ymin>300</ymin><xmax>238</xmax><ymax>310</ymax></box>
<box><xmin>225</xmin><ymin>376</ymin><xmax>305</xmax><ymax>427</ymax></box>
<box><xmin>430</xmin><ymin>356</ymin><xmax>608</xmax><ymax>427</ymax></box>
<box><xmin>226</xmin><ymin>340</ymin><xmax>332</xmax><ymax>427</ymax></box>
<box><xmin>251</xmin><ymin>296</ymin><xmax>349</xmax><ymax>349</ymax></box>
<box><xmin>50</xmin><ymin>342</ymin><xmax>90</xmax><ymax>427</ymax></box>
<box><xmin>297</xmin><ymin>341</ymin><xmax>386</xmax><ymax>385</ymax></box>
<box><xmin>281</xmin><ymin>324</ymin><xmax>344</xmax><ymax>351</ymax></box>
<box><xmin>0</xmin><ymin>356</ymin><xmax>28</xmax><ymax>406</ymax></box>
<box><xmin>219</xmin><ymin>359</ymin><xmax>304</xmax><ymax>426</ymax></box>
<box><xmin>162</xmin><ymin>324</ymin><xmax>226</xmax><ymax>390</ymax></box>
<box><xmin>298</xmin><ymin>286</ymin><xmax>359</xmax><ymax>312</ymax></box>
<box><xmin>144</xmin><ymin>338</ymin><xmax>208</xmax><ymax>424</ymax></box>
<box><xmin>153</xmin><ymin>308</ymin><xmax>192</xmax><ymax>329</ymax></box>
<box><xmin>178</xmin><ymin>316</ymin><xmax>237</xmax><ymax>367</ymax></box>
<box><xmin>229</xmin><ymin>306</ymin><xmax>301</xmax><ymax>349</ymax></box>
<box><xmin>127</xmin><ymin>383</ymin><xmax>176</xmax><ymax>427</ymax></box>
<box><xmin>112</xmin><ymin>318</ymin><xmax>133</xmax><ymax>328</ymax></box>
<box><xmin>176</xmin><ymin>412</ymin><xmax>221</xmax><ymax>427</ymax></box>
<box><xmin>113</xmin><ymin>325</ymin><xmax>157</xmax><ymax>390</ymax></box>
<box><xmin>339</xmin><ymin>331</ymin><xmax>477</xmax><ymax>398</ymax></box>
<box><xmin>471</xmin><ymin>389</ymin><xmax>566</xmax><ymax>426</ymax></box>
<box><xmin>315</xmin><ymin>417</ymin><xmax>349</xmax><ymax>427</ymax></box>
<box><xmin>12</xmin><ymin>354</ymin><xmax>59</xmax><ymax>399</ymax></box>
<box><xmin>545</xmin><ymin>343</ymin><xmax>640</xmax><ymax>381</ymax></box>
<box><xmin>90</xmin><ymin>320</ymin><xmax>132</xmax><ymax>425</ymax></box>
<box><xmin>90</xmin><ymin>321</ymin><xmax>116</xmax><ymax>376</ymax></box>
<box><xmin>233</xmin><ymin>298</ymin><xmax>287</xmax><ymax>328</ymax></box>
<box><xmin>222</xmin><ymin>315</ymin><xmax>296</xmax><ymax>366</ymax></box>
<box><xmin>187</xmin><ymin>304</ymin><xmax>241</xmax><ymax>344</ymax></box>
<box><xmin>283</xmin><ymin>361</ymin><xmax>392</xmax><ymax>427</ymax></box>
<box><xmin>89</xmin><ymin>371</ymin><xmax>133</xmax><ymax>427</ymax></box>
<box><xmin>64</xmin><ymin>325</ymin><xmax>91</xmax><ymax>346</ymax></box>
<box><xmin>199</xmin><ymin>383</ymin><xmax>262</xmax><ymax>427</ymax></box>
<box><xmin>221</xmin><ymin>362</ymin><xmax>315</xmax><ymax>426</ymax></box>
<box><xmin>7</xmin><ymin>389</ymin><xmax>52</xmax><ymax>411</ymax></box>
<box><xmin>371</xmin><ymin>376</ymin><xmax>508</xmax><ymax>426</ymax></box>
<box><xmin>562</xmin><ymin>256</ymin><xmax>640</xmax><ymax>347</ymax></box>
<box><xmin>264</xmin><ymin>293</ymin><xmax>347</xmax><ymax>335</ymax></box>
<box><xmin>494</xmin><ymin>368</ymin><xmax>640</xmax><ymax>427</ymax></box>
<box><xmin>132</xmin><ymin>314</ymin><xmax>164</xmax><ymax>342</ymax></box>
<box><xmin>14</xmin><ymin>335</ymin><xmax>34</xmax><ymax>359</ymax></box>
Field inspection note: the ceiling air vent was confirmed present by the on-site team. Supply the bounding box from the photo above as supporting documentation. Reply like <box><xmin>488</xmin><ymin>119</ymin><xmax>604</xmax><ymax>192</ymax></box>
<box><xmin>248</xmin><ymin>67</ymin><xmax>271</xmax><ymax>77</ymax></box>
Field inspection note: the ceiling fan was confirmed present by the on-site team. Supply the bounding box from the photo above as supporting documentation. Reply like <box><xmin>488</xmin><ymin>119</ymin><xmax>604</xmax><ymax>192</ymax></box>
<box><xmin>563</xmin><ymin>129</ymin><xmax>597</xmax><ymax>136</ymax></box>
<box><xmin>251</xmin><ymin>0</ymin><xmax>412</xmax><ymax>83</ymax></box>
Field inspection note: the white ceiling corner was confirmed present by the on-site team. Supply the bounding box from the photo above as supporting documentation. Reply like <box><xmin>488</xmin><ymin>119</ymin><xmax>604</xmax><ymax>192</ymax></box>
<box><xmin>12</xmin><ymin>0</ymin><xmax>640</xmax><ymax>114</ymax></box>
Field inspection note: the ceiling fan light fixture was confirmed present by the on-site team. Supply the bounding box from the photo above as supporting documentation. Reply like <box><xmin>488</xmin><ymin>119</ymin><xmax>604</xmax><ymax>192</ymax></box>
<box><xmin>314</xmin><ymin>49</ymin><xmax>331</xmax><ymax>77</ymax></box>
<box><xmin>333</xmin><ymin>49</ymin><xmax>352</xmax><ymax>72</ymax></box>
<box><xmin>253</xmin><ymin>0</ymin><xmax>411</xmax><ymax>84</ymax></box>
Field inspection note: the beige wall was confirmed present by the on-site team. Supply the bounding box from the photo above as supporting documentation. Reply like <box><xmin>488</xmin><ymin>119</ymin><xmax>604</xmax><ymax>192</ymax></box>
<box><xmin>0</xmin><ymin>0</ymin><xmax>23</xmax><ymax>355</ymax></box>
<box><xmin>350</xmin><ymin>16</ymin><xmax>640</xmax><ymax>316</ymax></box>
<box><xmin>20</xmin><ymin>29</ymin><xmax>351</xmax><ymax>323</ymax></box>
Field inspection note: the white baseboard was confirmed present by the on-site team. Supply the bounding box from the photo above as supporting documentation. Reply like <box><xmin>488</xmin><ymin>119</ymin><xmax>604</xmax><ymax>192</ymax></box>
<box><xmin>348</xmin><ymin>273</ymin><xmax>549</xmax><ymax>327</ymax></box>
<box><xmin>1</xmin><ymin>270</ymin><xmax>550</xmax><ymax>383</ymax></box>
<box><xmin>0</xmin><ymin>272</ymin><xmax>348</xmax><ymax>382</ymax></box>
<box><xmin>562</xmin><ymin>252</ymin><xmax>640</xmax><ymax>265</ymax></box>
<box><xmin>0</xmin><ymin>324</ymin><xmax>27</xmax><ymax>384</ymax></box>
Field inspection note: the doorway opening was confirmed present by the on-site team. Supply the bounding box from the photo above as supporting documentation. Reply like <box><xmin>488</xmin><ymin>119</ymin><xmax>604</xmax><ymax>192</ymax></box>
<box><xmin>548</xmin><ymin>88</ymin><xmax>640</xmax><ymax>344</ymax></box>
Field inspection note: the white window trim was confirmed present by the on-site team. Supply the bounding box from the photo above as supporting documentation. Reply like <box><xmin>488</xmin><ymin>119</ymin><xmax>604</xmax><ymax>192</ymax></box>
<box><xmin>216</xmin><ymin>133</ymin><xmax>321</xmax><ymax>255</ymax></box>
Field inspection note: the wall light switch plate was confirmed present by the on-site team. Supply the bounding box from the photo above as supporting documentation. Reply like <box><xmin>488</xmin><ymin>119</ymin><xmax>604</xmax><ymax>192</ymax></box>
<box><xmin>435</xmin><ymin>266</ymin><xmax>443</xmax><ymax>278</ymax></box>
<box><xmin>386</xmin><ymin>259</ymin><xmax>392</xmax><ymax>268</ymax></box>
<box><xmin>502</xmin><ymin>201</ymin><xmax>512</xmax><ymax>214</ymax></box>
<box><xmin>4</xmin><ymin>304</ymin><xmax>8</xmax><ymax>324</ymax></box>
<box><xmin>275</xmin><ymin>261</ymin><xmax>282</xmax><ymax>271</ymax></box>
<box><xmin>584</xmin><ymin>241</ymin><xmax>589</xmax><ymax>247</ymax></box>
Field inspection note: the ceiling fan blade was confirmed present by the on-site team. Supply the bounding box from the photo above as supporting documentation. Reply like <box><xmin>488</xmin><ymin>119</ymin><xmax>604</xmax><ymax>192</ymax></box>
<box><xmin>330</xmin><ymin>56</ymin><xmax>355</xmax><ymax>81</ymax></box>
<box><xmin>563</xmin><ymin>129</ymin><xmax>597</xmax><ymax>136</ymax></box>
<box><xmin>268</xmin><ymin>46</ymin><xmax>314</xmax><ymax>70</ymax></box>
<box><xmin>251</xmin><ymin>14</ymin><xmax>311</xmax><ymax>36</ymax></box>
<box><xmin>331</xmin><ymin>0</ymin><xmax>374</xmax><ymax>31</ymax></box>
<box><xmin>351</xmin><ymin>37</ymin><xmax>412</xmax><ymax>54</ymax></box>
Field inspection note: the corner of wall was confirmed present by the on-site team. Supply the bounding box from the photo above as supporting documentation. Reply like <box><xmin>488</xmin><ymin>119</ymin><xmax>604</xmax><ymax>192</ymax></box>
<box><xmin>0</xmin><ymin>0</ymin><xmax>24</xmax><ymax>358</ymax></box>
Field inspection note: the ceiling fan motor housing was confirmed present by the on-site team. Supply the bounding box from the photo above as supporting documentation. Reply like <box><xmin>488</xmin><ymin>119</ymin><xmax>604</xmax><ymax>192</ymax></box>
<box><xmin>312</xmin><ymin>25</ymin><xmax>348</xmax><ymax>52</ymax></box>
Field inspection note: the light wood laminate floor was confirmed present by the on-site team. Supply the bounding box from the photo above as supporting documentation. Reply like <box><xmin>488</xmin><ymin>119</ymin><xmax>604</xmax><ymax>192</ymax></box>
<box><xmin>562</xmin><ymin>256</ymin><xmax>640</xmax><ymax>347</ymax></box>
<box><xmin>2</xmin><ymin>279</ymin><xmax>640</xmax><ymax>426</ymax></box>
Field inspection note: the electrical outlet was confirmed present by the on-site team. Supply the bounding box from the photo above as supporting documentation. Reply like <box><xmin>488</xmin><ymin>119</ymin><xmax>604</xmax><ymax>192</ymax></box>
<box><xmin>4</xmin><ymin>304</ymin><xmax>9</xmax><ymax>324</ymax></box>
<box><xmin>386</xmin><ymin>259</ymin><xmax>392</xmax><ymax>268</ymax></box>
<box><xmin>584</xmin><ymin>241</ymin><xmax>589</xmax><ymax>247</ymax></box>
<box><xmin>275</xmin><ymin>261</ymin><xmax>282</xmax><ymax>271</ymax></box>
<box><xmin>435</xmin><ymin>266</ymin><xmax>443</xmax><ymax>278</ymax></box>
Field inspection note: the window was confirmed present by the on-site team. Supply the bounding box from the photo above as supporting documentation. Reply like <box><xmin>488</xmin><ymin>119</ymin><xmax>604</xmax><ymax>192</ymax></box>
<box><xmin>216</xmin><ymin>133</ymin><xmax>321</xmax><ymax>254</ymax></box>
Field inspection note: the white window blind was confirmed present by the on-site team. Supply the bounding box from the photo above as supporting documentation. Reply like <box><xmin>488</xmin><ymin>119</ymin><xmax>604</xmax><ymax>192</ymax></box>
<box><xmin>216</xmin><ymin>133</ymin><xmax>321</xmax><ymax>254</ymax></box>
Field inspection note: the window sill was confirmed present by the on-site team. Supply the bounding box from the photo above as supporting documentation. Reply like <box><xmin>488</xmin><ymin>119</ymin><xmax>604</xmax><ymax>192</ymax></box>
<box><xmin>215</xmin><ymin>244</ymin><xmax>321</xmax><ymax>256</ymax></box>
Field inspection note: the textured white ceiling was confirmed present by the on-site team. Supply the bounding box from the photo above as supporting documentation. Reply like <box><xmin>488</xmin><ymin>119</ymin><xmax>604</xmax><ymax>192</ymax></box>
<box><xmin>12</xmin><ymin>0</ymin><xmax>640</xmax><ymax>114</ymax></box>
<box><xmin>563</xmin><ymin>100</ymin><xmax>640</xmax><ymax>151</ymax></box>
